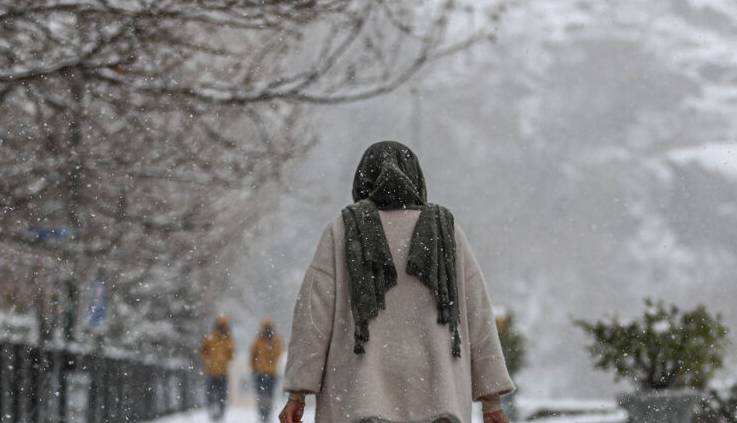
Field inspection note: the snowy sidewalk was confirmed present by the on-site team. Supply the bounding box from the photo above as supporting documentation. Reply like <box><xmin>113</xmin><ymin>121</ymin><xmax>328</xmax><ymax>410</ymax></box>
<box><xmin>153</xmin><ymin>406</ymin><xmax>485</xmax><ymax>423</ymax></box>
<box><xmin>153</xmin><ymin>406</ymin><xmax>314</xmax><ymax>423</ymax></box>
<box><xmin>152</xmin><ymin>403</ymin><xmax>626</xmax><ymax>423</ymax></box>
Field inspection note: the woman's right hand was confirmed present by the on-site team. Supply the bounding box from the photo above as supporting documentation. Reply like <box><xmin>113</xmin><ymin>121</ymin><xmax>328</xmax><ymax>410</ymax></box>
<box><xmin>483</xmin><ymin>411</ymin><xmax>509</xmax><ymax>423</ymax></box>
<box><xmin>279</xmin><ymin>394</ymin><xmax>306</xmax><ymax>423</ymax></box>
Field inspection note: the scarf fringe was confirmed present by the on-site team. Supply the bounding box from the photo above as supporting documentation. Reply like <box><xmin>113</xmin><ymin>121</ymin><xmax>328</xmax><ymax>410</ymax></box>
<box><xmin>354</xmin><ymin>321</ymin><xmax>370</xmax><ymax>354</ymax></box>
<box><xmin>451</xmin><ymin>326</ymin><xmax>461</xmax><ymax>358</ymax></box>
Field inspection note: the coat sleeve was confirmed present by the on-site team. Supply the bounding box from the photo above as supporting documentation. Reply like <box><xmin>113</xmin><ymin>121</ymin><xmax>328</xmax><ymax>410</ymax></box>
<box><xmin>249</xmin><ymin>343</ymin><xmax>257</xmax><ymax>371</ymax></box>
<box><xmin>458</xmin><ymin>226</ymin><xmax>516</xmax><ymax>400</ymax></box>
<box><xmin>283</xmin><ymin>224</ymin><xmax>336</xmax><ymax>394</ymax></box>
<box><xmin>275</xmin><ymin>336</ymin><xmax>284</xmax><ymax>359</ymax></box>
<box><xmin>225</xmin><ymin>337</ymin><xmax>234</xmax><ymax>363</ymax></box>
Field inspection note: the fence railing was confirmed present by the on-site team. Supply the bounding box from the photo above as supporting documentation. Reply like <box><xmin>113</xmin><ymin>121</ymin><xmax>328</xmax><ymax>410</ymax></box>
<box><xmin>0</xmin><ymin>342</ymin><xmax>204</xmax><ymax>423</ymax></box>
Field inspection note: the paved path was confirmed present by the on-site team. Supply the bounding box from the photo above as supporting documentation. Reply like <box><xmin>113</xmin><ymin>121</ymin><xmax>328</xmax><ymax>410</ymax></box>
<box><xmin>154</xmin><ymin>406</ymin><xmax>485</xmax><ymax>423</ymax></box>
<box><xmin>154</xmin><ymin>402</ymin><xmax>626</xmax><ymax>423</ymax></box>
<box><xmin>154</xmin><ymin>406</ymin><xmax>314</xmax><ymax>423</ymax></box>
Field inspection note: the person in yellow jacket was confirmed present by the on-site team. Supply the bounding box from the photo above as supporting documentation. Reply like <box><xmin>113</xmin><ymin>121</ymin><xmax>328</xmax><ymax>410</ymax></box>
<box><xmin>250</xmin><ymin>319</ymin><xmax>284</xmax><ymax>422</ymax></box>
<box><xmin>200</xmin><ymin>317</ymin><xmax>234</xmax><ymax>421</ymax></box>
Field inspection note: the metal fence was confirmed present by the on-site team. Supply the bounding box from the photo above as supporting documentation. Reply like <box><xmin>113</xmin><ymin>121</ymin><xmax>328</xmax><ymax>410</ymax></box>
<box><xmin>0</xmin><ymin>342</ymin><xmax>204</xmax><ymax>423</ymax></box>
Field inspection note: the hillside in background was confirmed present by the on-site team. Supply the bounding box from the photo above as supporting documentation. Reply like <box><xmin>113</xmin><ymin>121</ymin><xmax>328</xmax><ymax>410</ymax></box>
<box><xmin>224</xmin><ymin>0</ymin><xmax>737</xmax><ymax>398</ymax></box>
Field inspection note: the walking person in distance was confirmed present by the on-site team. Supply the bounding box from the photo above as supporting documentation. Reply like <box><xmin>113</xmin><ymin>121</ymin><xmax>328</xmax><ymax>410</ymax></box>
<box><xmin>251</xmin><ymin>319</ymin><xmax>285</xmax><ymax>422</ymax></box>
<box><xmin>200</xmin><ymin>316</ymin><xmax>235</xmax><ymax>421</ymax></box>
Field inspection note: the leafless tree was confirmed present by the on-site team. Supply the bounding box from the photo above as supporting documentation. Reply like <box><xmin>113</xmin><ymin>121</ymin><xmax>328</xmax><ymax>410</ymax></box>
<box><xmin>0</xmin><ymin>0</ymin><xmax>502</xmax><ymax>355</ymax></box>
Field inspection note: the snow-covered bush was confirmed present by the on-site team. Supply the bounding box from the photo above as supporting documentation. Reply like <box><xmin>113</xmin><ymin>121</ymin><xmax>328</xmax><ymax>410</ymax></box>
<box><xmin>575</xmin><ymin>299</ymin><xmax>728</xmax><ymax>391</ymax></box>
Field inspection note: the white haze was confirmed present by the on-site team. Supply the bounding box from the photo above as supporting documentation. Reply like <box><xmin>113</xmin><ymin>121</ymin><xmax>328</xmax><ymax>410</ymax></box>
<box><xmin>225</xmin><ymin>0</ymin><xmax>737</xmax><ymax>399</ymax></box>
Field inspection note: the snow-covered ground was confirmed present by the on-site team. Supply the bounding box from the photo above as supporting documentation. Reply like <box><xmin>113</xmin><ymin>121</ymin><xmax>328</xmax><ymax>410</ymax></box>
<box><xmin>153</xmin><ymin>403</ymin><xmax>627</xmax><ymax>423</ymax></box>
<box><xmin>156</xmin><ymin>406</ymin><xmax>487</xmax><ymax>423</ymax></box>
<box><xmin>516</xmin><ymin>398</ymin><xmax>628</xmax><ymax>422</ymax></box>
<box><xmin>154</xmin><ymin>406</ymin><xmax>314</xmax><ymax>423</ymax></box>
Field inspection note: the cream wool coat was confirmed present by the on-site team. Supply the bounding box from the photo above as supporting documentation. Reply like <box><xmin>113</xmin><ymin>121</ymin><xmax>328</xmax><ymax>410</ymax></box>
<box><xmin>284</xmin><ymin>210</ymin><xmax>515</xmax><ymax>423</ymax></box>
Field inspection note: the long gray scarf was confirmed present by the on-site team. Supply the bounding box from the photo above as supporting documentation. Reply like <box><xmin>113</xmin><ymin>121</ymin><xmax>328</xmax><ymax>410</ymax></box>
<box><xmin>341</xmin><ymin>141</ymin><xmax>460</xmax><ymax>358</ymax></box>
